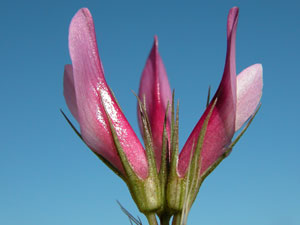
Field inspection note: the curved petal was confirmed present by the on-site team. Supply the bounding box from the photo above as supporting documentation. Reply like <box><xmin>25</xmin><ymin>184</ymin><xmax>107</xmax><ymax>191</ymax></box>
<box><xmin>138</xmin><ymin>36</ymin><xmax>172</xmax><ymax>170</ymax></box>
<box><xmin>235</xmin><ymin>64</ymin><xmax>263</xmax><ymax>131</ymax></box>
<box><xmin>68</xmin><ymin>8</ymin><xmax>148</xmax><ymax>178</ymax></box>
<box><xmin>63</xmin><ymin>64</ymin><xmax>79</xmax><ymax>121</ymax></box>
<box><xmin>178</xmin><ymin>7</ymin><xmax>239</xmax><ymax>177</ymax></box>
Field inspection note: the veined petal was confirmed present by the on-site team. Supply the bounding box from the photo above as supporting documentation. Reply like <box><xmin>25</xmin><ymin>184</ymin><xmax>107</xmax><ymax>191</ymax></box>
<box><xmin>138</xmin><ymin>36</ymin><xmax>172</xmax><ymax>170</ymax></box>
<box><xmin>235</xmin><ymin>64</ymin><xmax>263</xmax><ymax>131</ymax></box>
<box><xmin>68</xmin><ymin>8</ymin><xmax>148</xmax><ymax>178</ymax></box>
<box><xmin>63</xmin><ymin>64</ymin><xmax>79</xmax><ymax>121</ymax></box>
<box><xmin>178</xmin><ymin>7</ymin><xmax>239</xmax><ymax>177</ymax></box>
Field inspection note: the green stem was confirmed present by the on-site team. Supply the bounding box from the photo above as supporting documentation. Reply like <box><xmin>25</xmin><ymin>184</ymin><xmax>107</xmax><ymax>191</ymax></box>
<box><xmin>146</xmin><ymin>213</ymin><xmax>158</xmax><ymax>225</ymax></box>
<box><xmin>172</xmin><ymin>213</ymin><xmax>182</xmax><ymax>225</ymax></box>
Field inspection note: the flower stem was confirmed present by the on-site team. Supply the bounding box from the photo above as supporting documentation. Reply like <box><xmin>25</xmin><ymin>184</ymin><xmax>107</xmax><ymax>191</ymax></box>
<box><xmin>172</xmin><ymin>213</ymin><xmax>182</xmax><ymax>225</ymax></box>
<box><xmin>146</xmin><ymin>213</ymin><xmax>158</xmax><ymax>225</ymax></box>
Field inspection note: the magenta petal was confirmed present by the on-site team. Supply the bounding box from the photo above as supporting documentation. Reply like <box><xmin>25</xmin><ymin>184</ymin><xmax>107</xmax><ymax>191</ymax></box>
<box><xmin>68</xmin><ymin>8</ymin><xmax>148</xmax><ymax>178</ymax></box>
<box><xmin>63</xmin><ymin>64</ymin><xmax>79</xmax><ymax>121</ymax></box>
<box><xmin>178</xmin><ymin>7</ymin><xmax>239</xmax><ymax>177</ymax></box>
<box><xmin>138</xmin><ymin>36</ymin><xmax>172</xmax><ymax>170</ymax></box>
<box><xmin>235</xmin><ymin>64</ymin><xmax>263</xmax><ymax>131</ymax></box>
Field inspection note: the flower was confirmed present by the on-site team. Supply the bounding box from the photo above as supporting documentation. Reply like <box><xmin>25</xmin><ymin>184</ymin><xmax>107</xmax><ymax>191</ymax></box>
<box><xmin>138</xmin><ymin>35</ymin><xmax>172</xmax><ymax>172</ymax></box>
<box><xmin>176</xmin><ymin>7</ymin><xmax>263</xmax><ymax>178</ymax></box>
<box><xmin>63</xmin><ymin>6</ymin><xmax>262</xmax><ymax>224</ymax></box>
<box><xmin>63</xmin><ymin>8</ymin><xmax>149</xmax><ymax>179</ymax></box>
<box><xmin>137</xmin><ymin>7</ymin><xmax>263</xmax><ymax>214</ymax></box>
<box><xmin>63</xmin><ymin>8</ymin><xmax>163</xmax><ymax>214</ymax></box>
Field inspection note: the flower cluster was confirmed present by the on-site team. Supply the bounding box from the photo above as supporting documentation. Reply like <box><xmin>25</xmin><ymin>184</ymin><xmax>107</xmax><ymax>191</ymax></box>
<box><xmin>63</xmin><ymin>7</ymin><xmax>262</xmax><ymax>225</ymax></box>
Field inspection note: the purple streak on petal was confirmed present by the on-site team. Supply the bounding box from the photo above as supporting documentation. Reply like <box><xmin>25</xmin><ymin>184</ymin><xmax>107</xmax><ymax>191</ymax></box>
<box><xmin>178</xmin><ymin>7</ymin><xmax>239</xmax><ymax>177</ymax></box>
<box><xmin>68</xmin><ymin>8</ymin><xmax>148</xmax><ymax>178</ymax></box>
<box><xmin>64</xmin><ymin>64</ymin><xmax>79</xmax><ymax>121</ymax></box>
<box><xmin>138</xmin><ymin>36</ymin><xmax>172</xmax><ymax>170</ymax></box>
<box><xmin>235</xmin><ymin>64</ymin><xmax>263</xmax><ymax>131</ymax></box>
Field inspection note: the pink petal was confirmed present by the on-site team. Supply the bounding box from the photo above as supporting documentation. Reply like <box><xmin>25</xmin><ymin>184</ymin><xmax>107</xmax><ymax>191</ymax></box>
<box><xmin>68</xmin><ymin>8</ymin><xmax>148</xmax><ymax>178</ymax></box>
<box><xmin>235</xmin><ymin>64</ymin><xmax>263</xmax><ymax>131</ymax></box>
<box><xmin>177</xmin><ymin>7</ymin><xmax>239</xmax><ymax>177</ymax></box>
<box><xmin>138</xmin><ymin>36</ymin><xmax>172</xmax><ymax>170</ymax></box>
<box><xmin>63</xmin><ymin>64</ymin><xmax>79</xmax><ymax>121</ymax></box>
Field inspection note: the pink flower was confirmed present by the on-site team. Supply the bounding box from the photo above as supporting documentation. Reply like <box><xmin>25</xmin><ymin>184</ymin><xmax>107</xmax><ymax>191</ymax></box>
<box><xmin>63</xmin><ymin>8</ymin><xmax>149</xmax><ymax>179</ymax></box>
<box><xmin>138</xmin><ymin>7</ymin><xmax>263</xmax><ymax>178</ymax></box>
<box><xmin>63</xmin><ymin>6</ymin><xmax>262</xmax><ymax>218</ymax></box>
<box><xmin>138</xmin><ymin>35</ymin><xmax>172</xmax><ymax>172</ymax></box>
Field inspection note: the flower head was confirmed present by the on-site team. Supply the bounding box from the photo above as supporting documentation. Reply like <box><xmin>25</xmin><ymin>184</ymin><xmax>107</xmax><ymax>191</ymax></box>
<box><xmin>63</xmin><ymin>6</ymin><xmax>262</xmax><ymax>224</ymax></box>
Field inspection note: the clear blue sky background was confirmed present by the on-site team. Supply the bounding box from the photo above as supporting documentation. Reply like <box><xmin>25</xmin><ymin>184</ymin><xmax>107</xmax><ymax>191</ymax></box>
<box><xmin>1</xmin><ymin>1</ymin><xmax>299</xmax><ymax>225</ymax></box>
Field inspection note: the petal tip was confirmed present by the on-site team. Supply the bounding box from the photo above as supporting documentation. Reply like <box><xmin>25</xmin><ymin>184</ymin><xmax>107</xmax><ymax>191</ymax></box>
<box><xmin>70</xmin><ymin>8</ymin><xmax>93</xmax><ymax>33</ymax></box>
<box><xmin>152</xmin><ymin>35</ymin><xmax>159</xmax><ymax>52</ymax></box>
<box><xmin>229</xmin><ymin>7</ymin><xmax>239</xmax><ymax>18</ymax></box>
<box><xmin>77</xmin><ymin>8</ymin><xmax>91</xmax><ymax>17</ymax></box>
<box><xmin>255</xmin><ymin>63</ymin><xmax>263</xmax><ymax>73</ymax></box>
<box><xmin>227</xmin><ymin>7</ymin><xmax>239</xmax><ymax>37</ymax></box>
<box><xmin>64</xmin><ymin>64</ymin><xmax>72</xmax><ymax>71</ymax></box>
<box><xmin>154</xmin><ymin>35</ymin><xmax>158</xmax><ymax>45</ymax></box>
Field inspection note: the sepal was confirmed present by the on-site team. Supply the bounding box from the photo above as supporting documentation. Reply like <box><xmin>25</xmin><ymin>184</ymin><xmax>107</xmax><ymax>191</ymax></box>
<box><xmin>166</xmin><ymin>98</ymin><xmax>217</xmax><ymax>215</ymax></box>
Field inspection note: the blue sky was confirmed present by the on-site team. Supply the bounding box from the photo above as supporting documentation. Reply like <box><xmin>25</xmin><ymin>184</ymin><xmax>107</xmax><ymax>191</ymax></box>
<box><xmin>0</xmin><ymin>1</ymin><xmax>299</xmax><ymax>225</ymax></box>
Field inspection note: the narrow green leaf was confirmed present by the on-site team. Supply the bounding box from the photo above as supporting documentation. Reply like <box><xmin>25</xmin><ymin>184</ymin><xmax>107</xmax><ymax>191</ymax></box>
<box><xmin>228</xmin><ymin>104</ymin><xmax>261</xmax><ymax>151</ymax></box>
<box><xmin>180</xmin><ymin>141</ymin><xmax>196</xmax><ymax>225</ymax></box>
<box><xmin>169</xmin><ymin>100</ymin><xmax>180</xmax><ymax>177</ymax></box>
<box><xmin>100</xmin><ymin>94</ymin><xmax>138</xmax><ymax>181</ymax></box>
<box><xmin>159</xmin><ymin>102</ymin><xmax>170</xmax><ymax>180</ymax></box>
<box><xmin>171</xmin><ymin>90</ymin><xmax>175</xmax><ymax>143</ymax></box>
<box><xmin>158</xmin><ymin>102</ymin><xmax>170</xmax><ymax>215</ymax></box>
<box><xmin>60</xmin><ymin>109</ymin><xmax>83</xmax><ymax>141</ymax></box>
<box><xmin>206</xmin><ymin>85</ymin><xmax>211</xmax><ymax>107</ymax></box>
<box><xmin>187</xmin><ymin>98</ymin><xmax>217</xmax><ymax>179</ymax></box>
<box><xmin>181</xmin><ymin>97</ymin><xmax>217</xmax><ymax>221</ymax></box>
<box><xmin>134</xmin><ymin>92</ymin><xmax>158</xmax><ymax>177</ymax></box>
<box><xmin>108</xmin><ymin>86</ymin><xmax>124</xmax><ymax>114</ymax></box>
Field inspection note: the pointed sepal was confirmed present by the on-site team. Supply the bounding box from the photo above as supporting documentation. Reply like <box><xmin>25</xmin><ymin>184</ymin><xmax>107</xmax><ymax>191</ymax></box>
<box><xmin>166</xmin><ymin>98</ymin><xmax>217</xmax><ymax>214</ymax></box>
